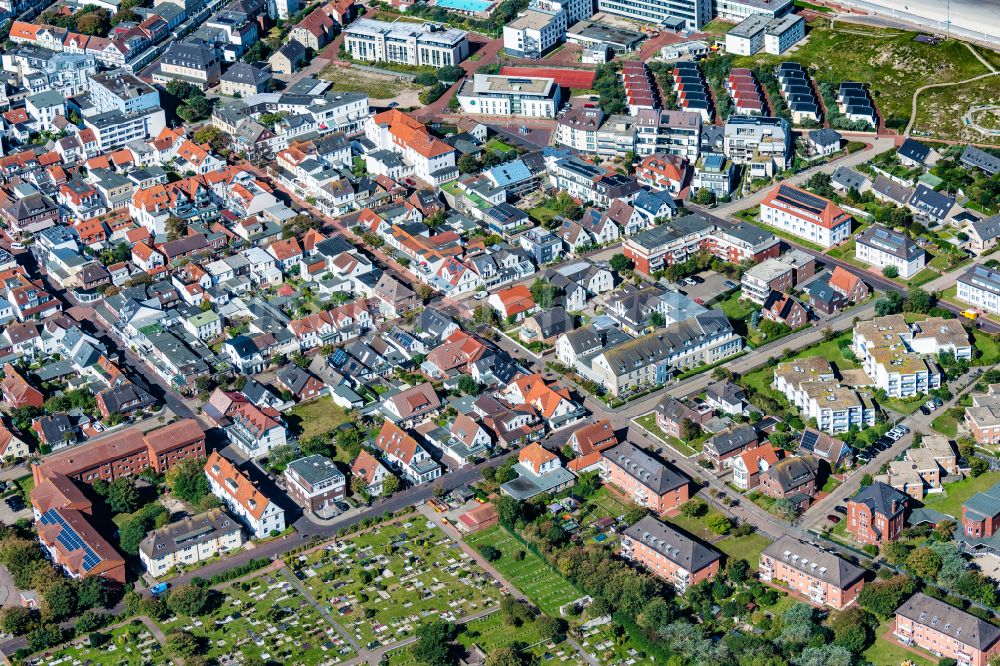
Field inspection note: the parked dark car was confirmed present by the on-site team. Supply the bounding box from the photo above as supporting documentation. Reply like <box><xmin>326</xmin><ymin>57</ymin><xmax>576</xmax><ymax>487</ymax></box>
<box><xmin>826</xmin><ymin>515</ymin><xmax>841</xmax><ymax>523</ymax></box>
<box><xmin>834</xmin><ymin>506</ymin><xmax>848</xmax><ymax>515</ymax></box>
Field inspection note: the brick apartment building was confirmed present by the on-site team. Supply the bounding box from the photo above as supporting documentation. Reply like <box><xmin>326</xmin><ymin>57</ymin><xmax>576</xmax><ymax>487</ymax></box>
<box><xmin>962</xmin><ymin>480</ymin><xmax>1000</xmax><ymax>540</ymax></box>
<box><xmin>621</xmin><ymin>515</ymin><xmax>721</xmax><ymax>592</ymax></box>
<box><xmin>32</xmin><ymin>418</ymin><xmax>206</xmax><ymax>484</ymax></box>
<box><xmin>759</xmin><ymin>535</ymin><xmax>865</xmax><ymax>610</ymax></box>
<box><xmin>283</xmin><ymin>454</ymin><xmax>346</xmax><ymax>518</ymax></box>
<box><xmin>846</xmin><ymin>481</ymin><xmax>909</xmax><ymax>546</ymax></box>
<box><xmin>895</xmin><ymin>593</ymin><xmax>1000</xmax><ymax>666</ymax></box>
<box><xmin>599</xmin><ymin>441</ymin><xmax>689</xmax><ymax>513</ymax></box>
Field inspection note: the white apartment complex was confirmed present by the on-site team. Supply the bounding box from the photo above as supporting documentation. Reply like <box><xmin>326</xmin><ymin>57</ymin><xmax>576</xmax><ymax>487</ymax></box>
<box><xmin>457</xmin><ymin>74</ymin><xmax>562</xmax><ymax>118</ymax></box>
<box><xmin>726</xmin><ymin>13</ymin><xmax>804</xmax><ymax>55</ymax></box>
<box><xmin>634</xmin><ymin>108</ymin><xmax>702</xmax><ymax>159</ymax></box>
<box><xmin>852</xmin><ymin>315</ymin><xmax>943</xmax><ymax>398</ymax></box>
<box><xmin>596</xmin><ymin>0</ymin><xmax>711</xmax><ymax>30</ymax></box>
<box><xmin>555</xmin><ymin>107</ymin><xmax>636</xmax><ymax>157</ymax></box>
<box><xmin>205</xmin><ymin>451</ymin><xmax>287</xmax><ymax>538</ymax></box>
<box><xmin>773</xmin><ymin>357</ymin><xmax>876</xmax><ymax>434</ymax></box>
<box><xmin>856</xmin><ymin>224</ymin><xmax>926</xmax><ymax>278</ymax></box>
<box><xmin>723</xmin><ymin>116</ymin><xmax>792</xmax><ymax>177</ymax></box>
<box><xmin>716</xmin><ymin>0</ymin><xmax>793</xmax><ymax>21</ymax></box>
<box><xmin>138</xmin><ymin>509</ymin><xmax>244</xmax><ymax>578</ymax></box>
<box><xmin>760</xmin><ymin>183</ymin><xmax>852</xmax><ymax>249</ymax></box>
<box><xmin>503</xmin><ymin>7</ymin><xmax>566</xmax><ymax>58</ymax></box>
<box><xmin>958</xmin><ymin>264</ymin><xmax>1000</xmax><ymax>315</ymax></box>
<box><xmin>344</xmin><ymin>19</ymin><xmax>469</xmax><ymax>67</ymax></box>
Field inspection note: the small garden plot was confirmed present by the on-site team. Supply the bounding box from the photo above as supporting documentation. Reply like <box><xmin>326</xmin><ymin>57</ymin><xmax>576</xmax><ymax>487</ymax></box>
<box><xmin>160</xmin><ymin>573</ymin><xmax>353</xmax><ymax>665</ymax></box>
<box><xmin>465</xmin><ymin>525</ymin><xmax>583</xmax><ymax>616</ymax></box>
<box><xmin>24</xmin><ymin>621</ymin><xmax>161</xmax><ymax>666</ymax></box>
<box><xmin>296</xmin><ymin>520</ymin><xmax>503</xmax><ymax>648</ymax></box>
<box><xmin>577</xmin><ymin>622</ymin><xmax>657</xmax><ymax>665</ymax></box>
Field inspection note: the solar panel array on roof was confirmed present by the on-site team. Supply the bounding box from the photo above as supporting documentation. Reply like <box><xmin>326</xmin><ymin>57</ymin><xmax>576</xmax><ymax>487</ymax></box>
<box><xmin>40</xmin><ymin>509</ymin><xmax>103</xmax><ymax>572</ymax></box>
<box><xmin>775</xmin><ymin>184</ymin><xmax>828</xmax><ymax>215</ymax></box>
<box><xmin>800</xmin><ymin>429</ymin><xmax>819</xmax><ymax>452</ymax></box>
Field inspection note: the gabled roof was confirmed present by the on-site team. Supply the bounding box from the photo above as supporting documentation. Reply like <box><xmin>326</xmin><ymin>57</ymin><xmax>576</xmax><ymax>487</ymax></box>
<box><xmin>624</xmin><ymin>515</ymin><xmax>721</xmax><ymax>573</ymax></box>
<box><xmin>205</xmin><ymin>450</ymin><xmax>273</xmax><ymax>520</ymax></box>
<box><xmin>850</xmin><ymin>481</ymin><xmax>908</xmax><ymax>518</ymax></box>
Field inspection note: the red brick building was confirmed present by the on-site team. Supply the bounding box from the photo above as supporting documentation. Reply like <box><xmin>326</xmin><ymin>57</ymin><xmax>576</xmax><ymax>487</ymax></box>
<box><xmin>760</xmin><ymin>536</ymin><xmax>864</xmax><ymax>610</ymax></box>
<box><xmin>32</xmin><ymin>419</ymin><xmax>206</xmax><ymax>485</ymax></box>
<box><xmin>846</xmin><ymin>481</ymin><xmax>909</xmax><ymax>546</ymax></box>
<box><xmin>895</xmin><ymin>593</ymin><xmax>1000</xmax><ymax>666</ymax></box>
<box><xmin>962</xmin><ymin>480</ymin><xmax>1000</xmax><ymax>540</ymax></box>
<box><xmin>600</xmin><ymin>442</ymin><xmax>689</xmax><ymax>513</ymax></box>
<box><xmin>621</xmin><ymin>515</ymin><xmax>720</xmax><ymax>592</ymax></box>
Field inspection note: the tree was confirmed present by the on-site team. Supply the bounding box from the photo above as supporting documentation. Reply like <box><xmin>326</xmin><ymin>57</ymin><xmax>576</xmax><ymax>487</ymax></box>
<box><xmin>480</xmin><ymin>546</ymin><xmax>501</xmax><ymax>562</ymax></box>
<box><xmin>907</xmin><ymin>546</ymin><xmax>943</xmax><ymax>578</ymax></box>
<box><xmin>166</xmin><ymin>457</ymin><xmax>210</xmax><ymax>503</ymax></box>
<box><xmin>880</xmin><ymin>540</ymin><xmax>910</xmax><ymax>566</ymax></box>
<box><xmin>530</xmin><ymin>278</ymin><xmax>561</xmax><ymax>309</ymax></box>
<box><xmin>860</xmin><ymin>473</ymin><xmax>873</xmax><ymax>487</ymax></box>
<box><xmin>874</xmin><ymin>291</ymin><xmax>904</xmax><ymax>316</ymax></box>
<box><xmin>105</xmin><ymin>477</ymin><xmax>139</xmax><ymax>514</ymax></box>
<box><xmin>267</xmin><ymin>445</ymin><xmax>299</xmax><ymax>472</ymax></box>
<box><xmin>457</xmin><ymin>154</ymin><xmax>480</xmax><ymax>174</ymax></box>
<box><xmin>166</xmin><ymin>585</ymin><xmax>213</xmax><ymax>617</ymax></box>
<box><xmin>457</xmin><ymin>375</ymin><xmax>481</xmax><ymax>396</ymax></box>
<box><xmin>794</xmin><ymin>645</ymin><xmax>853</xmax><ymax>666</ymax></box>
<box><xmin>693</xmin><ymin>188</ymin><xmax>716</xmax><ymax>205</ymax></box>
<box><xmin>76</xmin><ymin>9</ymin><xmax>110</xmax><ymax>36</ymax></box>
<box><xmin>409</xmin><ymin>621</ymin><xmax>457</xmax><ymax>666</ymax></box>
<box><xmin>705</xmin><ymin>513</ymin><xmax>732</xmax><ymax>535</ymax></box>
<box><xmin>76</xmin><ymin>576</ymin><xmax>110</xmax><ymax>611</ymax></box>
<box><xmin>906</xmin><ymin>287</ymin><xmax>935</xmax><ymax>314</ymax></box>
<box><xmin>26</xmin><ymin>625</ymin><xmax>64</xmax><ymax>653</ymax></box>
<box><xmin>610</xmin><ymin>253</ymin><xmax>634</xmax><ymax>272</ymax></box>
<box><xmin>381</xmin><ymin>475</ymin><xmax>401</xmax><ymax>497</ymax></box>
<box><xmin>773</xmin><ymin>498</ymin><xmax>799</xmax><ymax>521</ymax></box>
<box><xmin>648</xmin><ymin>311</ymin><xmax>666</xmax><ymax>328</ymax></box>
<box><xmin>970</xmin><ymin>456</ymin><xmax>989</xmax><ymax>477</ymax></box>
<box><xmin>882</xmin><ymin>265</ymin><xmax>899</xmax><ymax>279</ymax></box>
<box><xmin>164</xmin><ymin>629</ymin><xmax>200</xmax><ymax>658</ymax></box>
<box><xmin>42</xmin><ymin>580</ymin><xmax>77</xmax><ymax>622</ymax></box>
<box><xmin>166</xmin><ymin>215</ymin><xmax>187</xmax><ymax>242</ymax></box>
<box><xmin>858</xmin><ymin>575</ymin><xmax>915</xmax><ymax>620</ymax></box>
<box><xmin>1</xmin><ymin>607</ymin><xmax>36</xmax><ymax>635</ymax></box>
<box><xmin>679</xmin><ymin>418</ymin><xmax>701</xmax><ymax>442</ymax></box>
<box><xmin>484</xmin><ymin>646</ymin><xmax>526</xmax><ymax>666</ymax></box>
<box><xmin>534</xmin><ymin>615</ymin><xmax>565</xmax><ymax>642</ymax></box>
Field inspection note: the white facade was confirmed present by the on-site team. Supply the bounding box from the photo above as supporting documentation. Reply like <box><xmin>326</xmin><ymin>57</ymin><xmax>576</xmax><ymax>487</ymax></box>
<box><xmin>503</xmin><ymin>8</ymin><xmax>566</xmax><ymax>58</ymax></box>
<box><xmin>457</xmin><ymin>74</ymin><xmax>561</xmax><ymax>118</ymax></box>
<box><xmin>85</xmin><ymin>107</ymin><xmax>167</xmax><ymax>151</ymax></box>
<box><xmin>958</xmin><ymin>264</ymin><xmax>1000</xmax><ymax>315</ymax></box>
<box><xmin>715</xmin><ymin>0</ymin><xmax>793</xmax><ymax>21</ymax></box>
<box><xmin>206</xmin><ymin>456</ymin><xmax>287</xmax><ymax>539</ymax></box>
<box><xmin>344</xmin><ymin>19</ymin><xmax>469</xmax><ymax>67</ymax></box>
<box><xmin>139</xmin><ymin>511</ymin><xmax>244</xmax><ymax>578</ymax></box>
<box><xmin>856</xmin><ymin>229</ymin><xmax>926</xmax><ymax>279</ymax></box>
<box><xmin>596</xmin><ymin>0</ymin><xmax>711</xmax><ymax>29</ymax></box>
<box><xmin>764</xmin><ymin>14</ymin><xmax>805</xmax><ymax>54</ymax></box>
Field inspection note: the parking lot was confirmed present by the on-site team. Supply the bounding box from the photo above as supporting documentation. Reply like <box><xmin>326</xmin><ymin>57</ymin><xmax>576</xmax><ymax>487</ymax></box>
<box><xmin>674</xmin><ymin>270</ymin><xmax>737</xmax><ymax>305</ymax></box>
<box><xmin>0</xmin><ymin>494</ymin><xmax>30</xmax><ymax>525</ymax></box>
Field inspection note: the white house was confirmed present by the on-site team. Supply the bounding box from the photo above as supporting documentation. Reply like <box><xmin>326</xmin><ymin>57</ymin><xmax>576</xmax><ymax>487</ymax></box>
<box><xmin>205</xmin><ymin>451</ymin><xmax>286</xmax><ymax>538</ymax></box>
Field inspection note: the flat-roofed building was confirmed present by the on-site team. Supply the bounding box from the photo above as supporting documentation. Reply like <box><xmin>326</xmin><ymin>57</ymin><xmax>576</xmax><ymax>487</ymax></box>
<box><xmin>344</xmin><ymin>19</ymin><xmax>469</xmax><ymax>67</ymax></box>
<box><xmin>773</xmin><ymin>357</ymin><xmax>875</xmax><ymax>434</ymax></box>
<box><xmin>457</xmin><ymin>74</ymin><xmax>562</xmax><ymax>118</ymax></box>
<box><xmin>621</xmin><ymin>515</ymin><xmax>721</xmax><ymax>592</ymax></box>
<box><xmin>760</xmin><ymin>183</ymin><xmax>852</xmax><ymax>249</ymax></box>
<box><xmin>958</xmin><ymin>264</ymin><xmax>1000</xmax><ymax>315</ymax></box>
<box><xmin>599</xmin><ymin>441</ymin><xmax>689</xmax><ymax>513</ymax></box>
<box><xmin>283</xmin><ymin>454</ymin><xmax>346</xmax><ymax>518</ymax></box>
<box><xmin>895</xmin><ymin>593</ymin><xmax>1000</xmax><ymax>666</ymax></box>
<box><xmin>595</xmin><ymin>0</ymin><xmax>711</xmax><ymax>30</ymax></box>
<box><xmin>857</xmin><ymin>224</ymin><xmax>926</xmax><ymax>278</ymax></box>
<box><xmin>634</xmin><ymin>108</ymin><xmax>701</xmax><ymax>159</ymax></box>
<box><xmin>741</xmin><ymin>257</ymin><xmax>794</xmax><ymax>304</ymax></box>
<box><xmin>502</xmin><ymin>7</ymin><xmax>566</xmax><ymax>59</ymax></box>
<box><xmin>723</xmin><ymin>116</ymin><xmax>792</xmax><ymax>177</ymax></box>
<box><xmin>760</xmin><ymin>535</ymin><xmax>865</xmax><ymax>609</ymax></box>
<box><xmin>853</xmin><ymin>315</ymin><xmax>942</xmax><ymax>398</ymax></box>
<box><xmin>715</xmin><ymin>0</ymin><xmax>793</xmax><ymax>22</ymax></box>
<box><xmin>139</xmin><ymin>508</ymin><xmax>244</xmax><ymax>578</ymax></box>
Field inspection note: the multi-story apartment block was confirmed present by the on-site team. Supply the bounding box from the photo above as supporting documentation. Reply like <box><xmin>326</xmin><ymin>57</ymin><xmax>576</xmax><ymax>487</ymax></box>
<box><xmin>723</xmin><ymin>116</ymin><xmax>791</xmax><ymax>176</ymax></box>
<box><xmin>760</xmin><ymin>535</ymin><xmax>865</xmax><ymax>609</ymax></box>
<box><xmin>89</xmin><ymin>70</ymin><xmax>160</xmax><ymax>115</ymax></box>
<box><xmin>760</xmin><ymin>184</ymin><xmax>852</xmax><ymax>249</ymax></box>
<box><xmin>895</xmin><ymin>593</ymin><xmax>1000</xmax><ymax>666</ymax></box>
<box><xmin>502</xmin><ymin>7</ymin><xmax>566</xmax><ymax>58</ymax></box>
<box><xmin>139</xmin><ymin>508</ymin><xmax>244</xmax><ymax>578</ymax></box>
<box><xmin>715</xmin><ymin>0</ymin><xmax>793</xmax><ymax>22</ymax></box>
<box><xmin>154</xmin><ymin>41</ymin><xmax>221</xmax><ymax>89</ymax></box>
<box><xmin>344</xmin><ymin>19</ymin><xmax>469</xmax><ymax>67</ymax></box>
<box><xmin>958</xmin><ymin>264</ymin><xmax>1000</xmax><ymax>315</ymax></box>
<box><xmin>846</xmin><ymin>481</ymin><xmax>909</xmax><ymax>546</ymax></box>
<box><xmin>634</xmin><ymin>108</ymin><xmax>702</xmax><ymax>159</ymax></box>
<box><xmin>6</xmin><ymin>47</ymin><xmax>97</xmax><ymax>96</ymax></box>
<box><xmin>284</xmin><ymin>454</ymin><xmax>346</xmax><ymax>518</ymax></box>
<box><xmin>205</xmin><ymin>451</ymin><xmax>286</xmax><ymax>538</ymax></box>
<box><xmin>596</xmin><ymin>0</ymin><xmax>711</xmax><ymax>30</ymax></box>
<box><xmin>374</xmin><ymin>420</ymin><xmax>442</xmax><ymax>485</ymax></box>
<box><xmin>365</xmin><ymin>109</ymin><xmax>458</xmax><ymax>186</ymax></box>
<box><xmin>856</xmin><ymin>224</ymin><xmax>926</xmax><ymax>278</ymax></box>
<box><xmin>600</xmin><ymin>441</ymin><xmax>689</xmax><ymax>513</ymax></box>
<box><xmin>853</xmin><ymin>315</ymin><xmax>941</xmax><ymax>398</ymax></box>
<box><xmin>966</xmin><ymin>387</ymin><xmax>1000</xmax><ymax>446</ymax></box>
<box><xmin>741</xmin><ymin>257</ymin><xmax>794</xmax><ymax>304</ymax></box>
<box><xmin>623</xmin><ymin>212</ymin><xmax>779</xmax><ymax>274</ymax></box>
<box><xmin>544</xmin><ymin>151</ymin><xmax>640</xmax><ymax>207</ymax></box>
<box><xmin>83</xmin><ymin>105</ymin><xmax>167</xmax><ymax>151</ymax></box>
<box><xmin>457</xmin><ymin>74</ymin><xmax>562</xmax><ymax>118</ymax></box>
<box><xmin>554</xmin><ymin>107</ymin><xmax>636</xmax><ymax>158</ymax></box>
<box><xmin>692</xmin><ymin>153</ymin><xmax>736</xmax><ymax>197</ymax></box>
<box><xmin>621</xmin><ymin>515</ymin><xmax>721</xmax><ymax>592</ymax></box>
<box><xmin>773</xmin><ymin>357</ymin><xmax>875</xmax><ymax>434</ymax></box>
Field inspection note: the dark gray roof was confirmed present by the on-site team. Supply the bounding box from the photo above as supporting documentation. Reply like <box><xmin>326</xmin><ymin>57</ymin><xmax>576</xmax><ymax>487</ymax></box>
<box><xmin>655</xmin><ymin>395</ymin><xmax>693</xmax><ymax>424</ymax></box>
<box><xmin>275</xmin><ymin>40</ymin><xmax>305</xmax><ymax>61</ymax></box>
<box><xmin>831</xmin><ymin>166</ymin><xmax>867</xmax><ymax>192</ymax></box>
<box><xmin>858</xmin><ymin>224</ymin><xmax>923</xmax><ymax>261</ymax></box>
<box><xmin>971</xmin><ymin>215</ymin><xmax>1000</xmax><ymax>243</ymax></box>
<box><xmin>896</xmin><ymin>593</ymin><xmax>1000</xmax><ymax>651</ymax></box>
<box><xmin>898</xmin><ymin>138</ymin><xmax>930</xmax><ymax>164</ymax></box>
<box><xmin>286</xmin><ymin>454</ymin><xmax>344</xmax><ymax>485</ymax></box>
<box><xmin>850</xmin><ymin>481</ymin><xmax>908</xmax><ymax>518</ymax></box>
<box><xmin>706</xmin><ymin>425</ymin><xmax>757</xmax><ymax>457</ymax></box>
<box><xmin>763</xmin><ymin>535</ymin><xmax>865</xmax><ymax>588</ymax></box>
<box><xmin>872</xmin><ymin>175</ymin><xmax>913</xmax><ymax>204</ymax></box>
<box><xmin>221</xmin><ymin>62</ymin><xmax>270</xmax><ymax>86</ymax></box>
<box><xmin>602</xmin><ymin>441</ymin><xmax>688</xmax><ymax>495</ymax></box>
<box><xmin>624</xmin><ymin>515</ymin><xmax>721</xmax><ymax>573</ymax></box>
<box><xmin>525</xmin><ymin>306</ymin><xmax>573</xmax><ymax>339</ymax></box>
<box><xmin>808</xmin><ymin>128</ymin><xmax>841</xmax><ymax>146</ymax></box>
<box><xmin>909</xmin><ymin>184</ymin><xmax>955</xmax><ymax>220</ymax></box>
<box><xmin>962</xmin><ymin>145</ymin><xmax>1000</xmax><ymax>176</ymax></box>
<box><xmin>163</xmin><ymin>41</ymin><xmax>217</xmax><ymax>68</ymax></box>
<box><xmin>139</xmin><ymin>508</ymin><xmax>241</xmax><ymax>560</ymax></box>
<box><xmin>764</xmin><ymin>455</ymin><xmax>816</xmax><ymax>492</ymax></box>
<box><xmin>706</xmin><ymin>380</ymin><xmax>744</xmax><ymax>406</ymax></box>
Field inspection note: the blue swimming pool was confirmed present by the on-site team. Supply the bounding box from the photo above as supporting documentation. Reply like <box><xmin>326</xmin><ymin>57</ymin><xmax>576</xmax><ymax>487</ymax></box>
<box><xmin>436</xmin><ymin>0</ymin><xmax>493</xmax><ymax>12</ymax></box>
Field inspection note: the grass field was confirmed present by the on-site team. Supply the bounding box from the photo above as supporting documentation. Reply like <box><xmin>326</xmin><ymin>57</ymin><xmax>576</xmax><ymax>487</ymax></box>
<box><xmin>299</xmin><ymin>519</ymin><xmax>502</xmax><ymax>648</ymax></box>
<box><xmin>319</xmin><ymin>63</ymin><xmax>420</xmax><ymax>101</ymax></box>
<box><xmin>911</xmin><ymin>75</ymin><xmax>1000</xmax><ymax>146</ymax></box>
<box><xmin>634</xmin><ymin>414</ymin><xmax>699</xmax><ymax>457</ymax></box>
<box><xmin>712</xmin><ymin>290</ymin><xmax>756</xmax><ymax>321</ymax></box>
<box><xmin>731</xmin><ymin>23</ymin><xmax>994</xmax><ymax>131</ymax></box>
<box><xmin>528</xmin><ymin>205</ymin><xmax>560</xmax><ymax>225</ymax></box>
<box><xmin>715</xmin><ymin>533</ymin><xmax>772</xmax><ymax>568</ymax></box>
<box><xmin>285</xmin><ymin>398</ymin><xmax>352</xmax><ymax>443</ymax></box>
<box><xmin>22</xmin><ymin>621</ymin><xmax>161</xmax><ymax>666</ymax></box>
<box><xmin>921</xmin><ymin>471</ymin><xmax>1000</xmax><ymax>519</ymax></box>
<box><xmin>974</xmin><ymin>329</ymin><xmax>1000</xmax><ymax>365</ymax></box>
<box><xmin>465</xmin><ymin>526</ymin><xmax>583</xmax><ymax>616</ymax></box>
<box><xmin>931</xmin><ymin>410</ymin><xmax>960</xmax><ymax>437</ymax></box>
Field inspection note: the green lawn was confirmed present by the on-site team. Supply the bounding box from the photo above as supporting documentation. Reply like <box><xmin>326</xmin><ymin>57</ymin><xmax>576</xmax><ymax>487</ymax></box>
<box><xmin>300</xmin><ymin>519</ymin><xmax>502</xmax><ymax>648</ymax></box>
<box><xmin>714</xmin><ymin>533</ymin><xmax>772</xmax><ymax>568</ymax></box>
<box><xmin>822</xmin><ymin>477</ymin><xmax>842</xmax><ymax>493</ymax></box>
<box><xmin>485</xmin><ymin>138</ymin><xmax>516</xmax><ymax>155</ymax></box>
<box><xmin>712</xmin><ymin>290</ymin><xmax>756</xmax><ymax>321</ymax></box>
<box><xmin>465</xmin><ymin>526</ymin><xmax>583</xmax><ymax>616</ymax></box>
<box><xmin>284</xmin><ymin>398</ymin><xmax>352</xmax><ymax>443</ymax></box>
<box><xmin>15</xmin><ymin>474</ymin><xmax>34</xmax><ymax>498</ymax></box>
<box><xmin>907</xmin><ymin>267</ymin><xmax>940</xmax><ymax>287</ymax></box>
<box><xmin>974</xmin><ymin>329</ymin><xmax>1000</xmax><ymax>365</ymax></box>
<box><xmin>865</xmin><ymin>621</ymin><xmax>937</xmax><ymax>666</ymax></box>
<box><xmin>528</xmin><ymin>205</ymin><xmax>560</xmax><ymax>225</ymax></box>
<box><xmin>882</xmin><ymin>397</ymin><xmax>925</xmax><ymax>416</ymax></box>
<box><xmin>700</xmin><ymin>19</ymin><xmax>736</xmax><ymax>35</ymax></box>
<box><xmin>931</xmin><ymin>411</ymin><xmax>960</xmax><ymax>437</ymax></box>
<box><xmin>23</xmin><ymin>620</ymin><xmax>162</xmax><ymax>665</ymax></box>
<box><xmin>633</xmin><ymin>414</ymin><xmax>699</xmax><ymax>457</ymax></box>
<box><xmin>663</xmin><ymin>511</ymin><xmax>716</xmax><ymax>541</ymax></box>
<box><xmin>921</xmin><ymin>471</ymin><xmax>1000</xmax><ymax>519</ymax></box>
